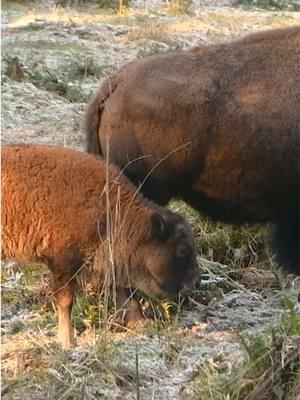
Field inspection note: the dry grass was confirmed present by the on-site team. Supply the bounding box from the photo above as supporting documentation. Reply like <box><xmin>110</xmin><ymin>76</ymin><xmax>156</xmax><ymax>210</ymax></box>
<box><xmin>5</xmin><ymin>2</ymin><xmax>299</xmax><ymax>30</ymax></box>
<box><xmin>2</xmin><ymin>2</ymin><xmax>300</xmax><ymax>399</ymax></box>
<box><xmin>2</xmin><ymin>204</ymin><xmax>299</xmax><ymax>399</ymax></box>
<box><xmin>125</xmin><ymin>17</ymin><xmax>172</xmax><ymax>43</ymax></box>
<box><xmin>1</xmin><ymin>111</ymin><xmax>297</xmax><ymax>399</ymax></box>
<box><xmin>2</xmin><ymin>289</ymin><xmax>299</xmax><ymax>399</ymax></box>
<box><xmin>165</xmin><ymin>0</ymin><xmax>192</xmax><ymax>14</ymax></box>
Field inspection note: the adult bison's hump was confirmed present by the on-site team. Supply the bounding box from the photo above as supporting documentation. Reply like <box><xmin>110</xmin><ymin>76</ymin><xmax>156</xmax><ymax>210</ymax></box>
<box><xmin>103</xmin><ymin>25</ymin><xmax>300</xmax><ymax>131</ymax></box>
<box><xmin>97</xmin><ymin>26</ymin><xmax>300</xmax><ymax>216</ymax></box>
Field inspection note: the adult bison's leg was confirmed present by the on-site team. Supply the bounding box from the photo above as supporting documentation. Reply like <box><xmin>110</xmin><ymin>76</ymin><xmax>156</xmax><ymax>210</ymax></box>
<box><xmin>270</xmin><ymin>218</ymin><xmax>299</xmax><ymax>275</ymax></box>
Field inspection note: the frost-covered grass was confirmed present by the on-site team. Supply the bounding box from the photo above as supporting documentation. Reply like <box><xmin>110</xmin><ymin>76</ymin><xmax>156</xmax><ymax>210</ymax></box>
<box><xmin>2</xmin><ymin>202</ymin><xmax>299</xmax><ymax>399</ymax></box>
<box><xmin>2</xmin><ymin>264</ymin><xmax>299</xmax><ymax>399</ymax></box>
<box><xmin>1</xmin><ymin>2</ymin><xmax>300</xmax><ymax>399</ymax></box>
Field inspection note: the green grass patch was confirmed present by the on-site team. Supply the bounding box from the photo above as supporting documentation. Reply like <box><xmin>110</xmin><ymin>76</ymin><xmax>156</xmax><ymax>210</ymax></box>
<box><xmin>170</xmin><ymin>200</ymin><xmax>270</xmax><ymax>269</ymax></box>
<box><xmin>25</xmin><ymin>59</ymin><xmax>109</xmax><ymax>102</ymax></box>
<box><xmin>137</xmin><ymin>41</ymin><xmax>182</xmax><ymax>58</ymax></box>
<box><xmin>1</xmin><ymin>263</ymin><xmax>48</xmax><ymax>305</ymax></box>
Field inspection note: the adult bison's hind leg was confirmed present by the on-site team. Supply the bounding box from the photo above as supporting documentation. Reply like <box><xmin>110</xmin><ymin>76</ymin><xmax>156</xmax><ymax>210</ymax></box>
<box><xmin>270</xmin><ymin>218</ymin><xmax>299</xmax><ymax>275</ymax></box>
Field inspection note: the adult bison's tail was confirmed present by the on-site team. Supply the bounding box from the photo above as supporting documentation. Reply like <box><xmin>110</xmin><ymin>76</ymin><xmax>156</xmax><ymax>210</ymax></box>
<box><xmin>85</xmin><ymin>75</ymin><xmax>118</xmax><ymax>155</ymax></box>
<box><xmin>270</xmin><ymin>219</ymin><xmax>299</xmax><ymax>275</ymax></box>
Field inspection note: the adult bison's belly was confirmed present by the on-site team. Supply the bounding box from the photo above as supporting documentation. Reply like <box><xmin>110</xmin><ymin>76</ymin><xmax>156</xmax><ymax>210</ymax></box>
<box><xmin>187</xmin><ymin>125</ymin><xmax>299</xmax><ymax>224</ymax></box>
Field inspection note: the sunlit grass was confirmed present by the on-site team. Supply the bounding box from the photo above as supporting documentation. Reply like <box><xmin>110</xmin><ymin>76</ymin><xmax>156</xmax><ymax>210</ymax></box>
<box><xmin>6</xmin><ymin>4</ymin><xmax>300</xmax><ymax>30</ymax></box>
<box><xmin>2</xmin><ymin>2</ymin><xmax>300</xmax><ymax>398</ymax></box>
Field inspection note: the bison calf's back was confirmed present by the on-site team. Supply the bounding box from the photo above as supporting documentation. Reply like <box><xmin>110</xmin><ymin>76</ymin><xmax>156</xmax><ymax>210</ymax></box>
<box><xmin>1</xmin><ymin>145</ymin><xmax>198</xmax><ymax>348</ymax></box>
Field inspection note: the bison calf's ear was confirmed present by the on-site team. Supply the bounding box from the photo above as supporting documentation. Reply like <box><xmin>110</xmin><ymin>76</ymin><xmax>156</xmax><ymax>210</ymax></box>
<box><xmin>151</xmin><ymin>213</ymin><xmax>168</xmax><ymax>240</ymax></box>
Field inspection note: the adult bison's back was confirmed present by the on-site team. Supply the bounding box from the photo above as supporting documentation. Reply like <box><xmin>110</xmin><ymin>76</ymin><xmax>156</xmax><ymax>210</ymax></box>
<box><xmin>85</xmin><ymin>26</ymin><xmax>300</xmax><ymax>274</ymax></box>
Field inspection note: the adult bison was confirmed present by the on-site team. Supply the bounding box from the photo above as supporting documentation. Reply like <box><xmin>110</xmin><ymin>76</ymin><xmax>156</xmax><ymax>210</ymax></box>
<box><xmin>85</xmin><ymin>26</ymin><xmax>300</xmax><ymax>274</ymax></box>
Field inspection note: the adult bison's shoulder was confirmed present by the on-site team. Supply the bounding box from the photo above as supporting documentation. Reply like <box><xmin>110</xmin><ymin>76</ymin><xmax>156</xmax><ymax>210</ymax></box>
<box><xmin>85</xmin><ymin>26</ymin><xmax>300</xmax><ymax>275</ymax></box>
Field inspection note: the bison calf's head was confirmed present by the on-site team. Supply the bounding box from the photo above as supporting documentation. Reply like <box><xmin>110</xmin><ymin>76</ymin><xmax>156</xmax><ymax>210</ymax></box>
<box><xmin>109</xmin><ymin>208</ymin><xmax>199</xmax><ymax>298</ymax></box>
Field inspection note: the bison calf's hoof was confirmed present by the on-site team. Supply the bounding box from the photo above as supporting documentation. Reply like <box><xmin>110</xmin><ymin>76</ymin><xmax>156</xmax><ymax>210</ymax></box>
<box><xmin>111</xmin><ymin>288</ymin><xmax>148</xmax><ymax>330</ymax></box>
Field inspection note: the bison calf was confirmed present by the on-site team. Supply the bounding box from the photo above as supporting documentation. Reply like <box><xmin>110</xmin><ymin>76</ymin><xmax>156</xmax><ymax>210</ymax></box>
<box><xmin>1</xmin><ymin>145</ymin><xmax>198</xmax><ymax>348</ymax></box>
<box><xmin>86</xmin><ymin>26</ymin><xmax>300</xmax><ymax>275</ymax></box>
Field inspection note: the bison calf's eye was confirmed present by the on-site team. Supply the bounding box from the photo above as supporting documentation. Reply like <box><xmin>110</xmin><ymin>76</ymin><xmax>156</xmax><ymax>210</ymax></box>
<box><xmin>176</xmin><ymin>245</ymin><xmax>191</xmax><ymax>258</ymax></box>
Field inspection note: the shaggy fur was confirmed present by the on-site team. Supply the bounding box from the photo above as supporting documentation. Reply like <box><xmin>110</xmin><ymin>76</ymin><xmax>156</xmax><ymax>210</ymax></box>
<box><xmin>1</xmin><ymin>145</ymin><xmax>198</xmax><ymax>348</ymax></box>
<box><xmin>85</xmin><ymin>26</ymin><xmax>300</xmax><ymax>274</ymax></box>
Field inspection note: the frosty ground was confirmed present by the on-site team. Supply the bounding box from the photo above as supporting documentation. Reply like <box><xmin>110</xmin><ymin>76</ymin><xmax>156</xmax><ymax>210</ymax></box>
<box><xmin>1</xmin><ymin>1</ymin><xmax>300</xmax><ymax>399</ymax></box>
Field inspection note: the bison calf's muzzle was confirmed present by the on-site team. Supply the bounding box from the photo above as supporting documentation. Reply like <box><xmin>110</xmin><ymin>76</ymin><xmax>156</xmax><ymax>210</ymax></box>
<box><xmin>1</xmin><ymin>144</ymin><xmax>199</xmax><ymax>349</ymax></box>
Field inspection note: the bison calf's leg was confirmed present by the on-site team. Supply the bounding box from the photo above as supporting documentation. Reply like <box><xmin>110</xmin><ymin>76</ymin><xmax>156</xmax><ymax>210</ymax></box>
<box><xmin>49</xmin><ymin>270</ymin><xmax>75</xmax><ymax>349</ymax></box>
<box><xmin>115</xmin><ymin>287</ymin><xmax>145</xmax><ymax>329</ymax></box>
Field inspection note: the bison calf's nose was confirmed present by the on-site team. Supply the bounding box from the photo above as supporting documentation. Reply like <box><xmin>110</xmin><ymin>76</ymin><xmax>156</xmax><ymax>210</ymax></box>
<box><xmin>2</xmin><ymin>144</ymin><xmax>197</xmax><ymax>348</ymax></box>
<box><xmin>181</xmin><ymin>263</ymin><xmax>200</xmax><ymax>295</ymax></box>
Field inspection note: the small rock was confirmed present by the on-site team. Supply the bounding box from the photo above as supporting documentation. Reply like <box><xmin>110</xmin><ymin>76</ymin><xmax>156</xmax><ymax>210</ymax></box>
<box><xmin>44</xmin><ymin>330</ymin><xmax>56</xmax><ymax>337</ymax></box>
<box><xmin>9</xmin><ymin>319</ymin><xmax>24</xmax><ymax>334</ymax></box>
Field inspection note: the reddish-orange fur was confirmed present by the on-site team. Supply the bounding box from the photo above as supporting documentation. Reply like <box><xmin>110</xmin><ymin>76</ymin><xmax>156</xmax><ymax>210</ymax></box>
<box><xmin>1</xmin><ymin>145</ymin><xmax>198</xmax><ymax>348</ymax></box>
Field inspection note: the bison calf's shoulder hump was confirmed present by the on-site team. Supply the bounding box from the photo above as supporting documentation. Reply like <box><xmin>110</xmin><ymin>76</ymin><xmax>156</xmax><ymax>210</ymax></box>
<box><xmin>1</xmin><ymin>144</ymin><xmax>198</xmax><ymax>348</ymax></box>
<box><xmin>85</xmin><ymin>26</ymin><xmax>300</xmax><ymax>275</ymax></box>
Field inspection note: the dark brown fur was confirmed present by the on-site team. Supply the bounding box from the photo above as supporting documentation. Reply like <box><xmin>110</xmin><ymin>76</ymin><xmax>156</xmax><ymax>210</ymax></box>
<box><xmin>86</xmin><ymin>26</ymin><xmax>300</xmax><ymax>274</ymax></box>
<box><xmin>1</xmin><ymin>145</ymin><xmax>198</xmax><ymax>348</ymax></box>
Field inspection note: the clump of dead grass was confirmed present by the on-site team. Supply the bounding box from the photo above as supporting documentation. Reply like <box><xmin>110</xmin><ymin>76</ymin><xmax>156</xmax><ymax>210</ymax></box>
<box><xmin>126</xmin><ymin>16</ymin><xmax>172</xmax><ymax>43</ymax></box>
<box><xmin>165</xmin><ymin>0</ymin><xmax>193</xmax><ymax>14</ymax></box>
